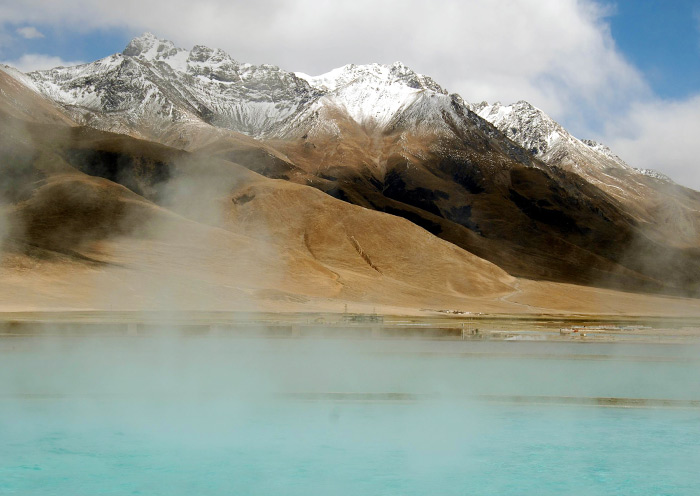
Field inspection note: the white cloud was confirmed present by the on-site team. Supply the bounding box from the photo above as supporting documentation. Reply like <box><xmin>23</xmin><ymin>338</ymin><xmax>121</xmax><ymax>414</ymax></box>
<box><xmin>1</xmin><ymin>53</ymin><xmax>83</xmax><ymax>72</ymax></box>
<box><xmin>1</xmin><ymin>0</ymin><xmax>697</xmax><ymax>189</ymax></box>
<box><xmin>601</xmin><ymin>94</ymin><xmax>700</xmax><ymax>191</ymax></box>
<box><xmin>15</xmin><ymin>26</ymin><xmax>44</xmax><ymax>39</ymax></box>
<box><xmin>0</xmin><ymin>0</ymin><xmax>647</xmax><ymax>127</ymax></box>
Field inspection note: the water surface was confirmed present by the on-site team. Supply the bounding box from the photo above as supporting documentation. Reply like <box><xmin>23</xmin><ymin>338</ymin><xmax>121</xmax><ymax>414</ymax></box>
<box><xmin>2</xmin><ymin>336</ymin><xmax>699</xmax><ymax>494</ymax></box>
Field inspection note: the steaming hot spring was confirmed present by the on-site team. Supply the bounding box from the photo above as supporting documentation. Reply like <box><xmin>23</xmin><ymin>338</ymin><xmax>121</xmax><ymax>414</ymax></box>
<box><xmin>2</xmin><ymin>333</ymin><xmax>700</xmax><ymax>495</ymax></box>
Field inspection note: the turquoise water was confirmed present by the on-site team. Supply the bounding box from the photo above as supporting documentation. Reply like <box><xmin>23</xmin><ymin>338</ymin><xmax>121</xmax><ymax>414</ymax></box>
<box><xmin>2</xmin><ymin>337</ymin><xmax>700</xmax><ymax>494</ymax></box>
<box><xmin>2</xmin><ymin>398</ymin><xmax>699</xmax><ymax>495</ymax></box>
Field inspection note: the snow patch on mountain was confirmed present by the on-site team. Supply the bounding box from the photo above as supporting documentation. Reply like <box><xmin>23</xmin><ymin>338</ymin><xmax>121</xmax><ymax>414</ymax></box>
<box><xmin>296</xmin><ymin>62</ymin><xmax>447</xmax><ymax>129</ymax></box>
<box><xmin>634</xmin><ymin>168</ymin><xmax>673</xmax><ymax>183</ymax></box>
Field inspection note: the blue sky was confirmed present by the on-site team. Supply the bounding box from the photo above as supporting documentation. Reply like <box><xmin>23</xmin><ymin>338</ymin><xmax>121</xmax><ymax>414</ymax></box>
<box><xmin>0</xmin><ymin>0</ymin><xmax>698</xmax><ymax>188</ymax></box>
<box><xmin>608</xmin><ymin>0</ymin><xmax>700</xmax><ymax>100</ymax></box>
<box><xmin>3</xmin><ymin>26</ymin><xmax>129</xmax><ymax>65</ymax></box>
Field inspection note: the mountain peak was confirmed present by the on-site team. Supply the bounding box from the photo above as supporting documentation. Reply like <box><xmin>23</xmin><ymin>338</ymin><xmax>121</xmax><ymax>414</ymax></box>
<box><xmin>123</xmin><ymin>32</ymin><xmax>170</xmax><ymax>57</ymax></box>
<box><xmin>514</xmin><ymin>99</ymin><xmax>537</xmax><ymax>109</ymax></box>
<box><xmin>475</xmin><ymin>99</ymin><xmax>641</xmax><ymax>198</ymax></box>
<box><xmin>473</xmin><ymin>100</ymin><xmax>564</xmax><ymax>156</ymax></box>
<box><xmin>296</xmin><ymin>61</ymin><xmax>446</xmax><ymax>96</ymax></box>
<box><xmin>122</xmin><ymin>34</ymin><xmax>241</xmax><ymax>75</ymax></box>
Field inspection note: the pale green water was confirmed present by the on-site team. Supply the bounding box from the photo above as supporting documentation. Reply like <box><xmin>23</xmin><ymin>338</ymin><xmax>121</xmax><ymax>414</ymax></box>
<box><xmin>1</xmin><ymin>337</ymin><xmax>699</xmax><ymax>494</ymax></box>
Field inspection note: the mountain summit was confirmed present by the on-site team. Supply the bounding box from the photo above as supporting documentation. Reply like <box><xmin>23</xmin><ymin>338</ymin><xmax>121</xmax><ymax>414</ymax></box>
<box><xmin>24</xmin><ymin>34</ymin><xmax>480</xmax><ymax>146</ymax></box>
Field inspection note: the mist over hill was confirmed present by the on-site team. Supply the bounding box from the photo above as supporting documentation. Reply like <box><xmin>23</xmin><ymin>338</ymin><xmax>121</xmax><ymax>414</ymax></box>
<box><xmin>1</xmin><ymin>33</ymin><xmax>699</xmax><ymax>314</ymax></box>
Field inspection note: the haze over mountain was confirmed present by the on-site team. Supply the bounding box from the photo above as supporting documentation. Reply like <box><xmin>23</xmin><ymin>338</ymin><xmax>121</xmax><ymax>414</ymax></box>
<box><xmin>1</xmin><ymin>33</ymin><xmax>699</xmax><ymax>314</ymax></box>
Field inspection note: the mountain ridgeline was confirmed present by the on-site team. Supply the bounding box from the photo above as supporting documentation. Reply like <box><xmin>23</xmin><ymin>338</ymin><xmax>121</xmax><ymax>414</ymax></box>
<box><xmin>2</xmin><ymin>32</ymin><xmax>700</xmax><ymax>304</ymax></box>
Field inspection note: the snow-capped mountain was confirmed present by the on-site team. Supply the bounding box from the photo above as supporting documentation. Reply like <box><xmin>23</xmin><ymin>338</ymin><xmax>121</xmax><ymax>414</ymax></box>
<box><xmin>20</xmin><ymin>34</ymin><xmax>667</xmax><ymax>188</ymax></box>
<box><xmin>1</xmin><ymin>35</ymin><xmax>580</xmax><ymax>168</ymax></box>
<box><xmin>471</xmin><ymin>100</ymin><xmax>638</xmax><ymax>174</ymax></box>
<box><xmin>2</xmin><ymin>33</ymin><xmax>688</xmax><ymax>206</ymax></box>
<box><xmin>295</xmin><ymin>62</ymin><xmax>447</xmax><ymax>129</ymax></box>
<box><xmin>22</xmin><ymin>33</ymin><xmax>322</xmax><ymax>144</ymax></box>
<box><xmin>3</xmin><ymin>33</ymin><xmax>671</xmax><ymax>183</ymax></box>
<box><xmin>21</xmin><ymin>33</ymin><xmax>476</xmax><ymax>147</ymax></box>
<box><xmin>470</xmin><ymin>100</ymin><xmax>680</xmax><ymax>212</ymax></box>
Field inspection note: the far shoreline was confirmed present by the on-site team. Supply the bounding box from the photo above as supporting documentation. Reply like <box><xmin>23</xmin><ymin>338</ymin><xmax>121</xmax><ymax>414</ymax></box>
<box><xmin>1</xmin><ymin>310</ymin><xmax>699</xmax><ymax>344</ymax></box>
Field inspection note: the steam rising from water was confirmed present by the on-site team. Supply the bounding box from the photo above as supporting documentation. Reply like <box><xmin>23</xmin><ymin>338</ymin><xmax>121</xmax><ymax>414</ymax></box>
<box><xmin>3</xmin><ymin>333</ymin><xmax>700</xmax><ymax>494</ymax></box>
<box><xmin>4</xmin><ymin>333</ymin><xmax>700</xmax><ymax>401</ymax></box>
